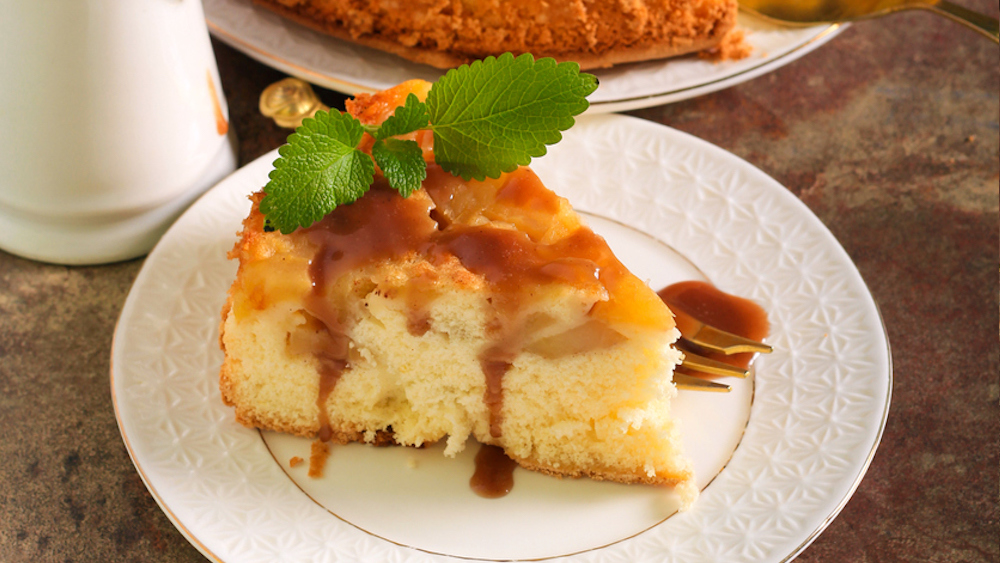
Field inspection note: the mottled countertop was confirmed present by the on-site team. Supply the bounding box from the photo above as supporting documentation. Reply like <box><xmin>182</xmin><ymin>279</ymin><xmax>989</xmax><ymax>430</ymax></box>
<box><xmin>1</xmin><ymin>4</ymin><xmax>997</xmax><ymax>562</ymax></box>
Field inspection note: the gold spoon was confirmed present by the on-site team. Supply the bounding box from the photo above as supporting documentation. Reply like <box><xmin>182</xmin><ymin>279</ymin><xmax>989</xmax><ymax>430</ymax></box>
<box><xmin>740</xmin><ymin>0</ymin><xmax>999</xmax><ymax>43</ymax></box>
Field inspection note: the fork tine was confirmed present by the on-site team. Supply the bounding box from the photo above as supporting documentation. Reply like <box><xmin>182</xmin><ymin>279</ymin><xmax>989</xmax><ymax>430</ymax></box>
<box><xmin>681</xmin><ymin>351</ymin><xmax>749</xmax><ymax>378</ymax></box>
<box><xmin>683</xmin><ymin>326</ymin><xmax>773</xmax><ymax>355</ymax></box>
<box><xmin>674</xmin><ymin>373</ymin><xmax>731</xmax><ymax>392</ymax></box>
<box><xmin>673</xmin><ymin>307</ymin><xmax>773</xmax><ymax>356</ymax></box>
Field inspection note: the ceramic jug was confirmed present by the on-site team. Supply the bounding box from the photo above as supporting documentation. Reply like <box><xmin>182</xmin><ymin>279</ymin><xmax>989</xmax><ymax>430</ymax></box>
<box><xmin>0</xmin><ymin>0</ymin><xmax>238</xmax><ymax>264</ymax></box>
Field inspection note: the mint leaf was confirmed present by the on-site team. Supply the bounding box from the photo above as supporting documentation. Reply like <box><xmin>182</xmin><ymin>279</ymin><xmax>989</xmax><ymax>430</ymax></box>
<box><xmin>372</xmin><ymin>139</ymin><xmax>426</xmax><ymax>197</ymax></box>
<box><xmin>427</xmin><ymin>53</ymin><xmax>598</xmax><ymax>181</ymax></box>
<box><xmin>257</xmin><ymin>53</ymin><xmax>596</xmax><ymax>231</ymax></box>
<box><xmin>375</xmin><ymin>93</ymin><xmax>430</xmax><ymax>140</ymax></box>
<box><xmin>261</xmin><ymin>110</ymin><xmax>375</xmax><ymax>234</ymax></box>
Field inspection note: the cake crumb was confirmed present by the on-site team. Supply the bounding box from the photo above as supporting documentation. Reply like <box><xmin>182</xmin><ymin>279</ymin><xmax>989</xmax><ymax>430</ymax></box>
<box><xmin>406</xmin><ymin>456</ymin><xmax>418</xmax><ymax>469</ymax></box>
<box><xmin>308</xmin><ymin>440</ymin><xmax>330</xmax><ymax>478</ymax></box>
<box><xmin>289</xmin><ymin>456</ymin><xmax>304</xmax><ymax>468</ymax></box>
<box><xmin>700</xmin><ymin>28</ymin><xmax>752</xmax><ymax>62</ymax></box>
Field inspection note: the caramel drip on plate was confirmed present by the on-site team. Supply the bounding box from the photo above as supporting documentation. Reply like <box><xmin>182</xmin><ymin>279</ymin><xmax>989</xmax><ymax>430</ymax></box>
<box><xmin>314</xmin><ymin>353</ymin><xmax>347</xmax><ymax>443</ymax></box>
<box><xmin>657</xmin><ymin>280</ymin><xmax>770</xmax><ymax>373</ymax></box>
<box><xmin>470</xmin><ymin>444</ymin><xmax>517</xmax><ymax>498</ymax></box>
<box><xmin>307</xmin><ymin>440</ymin><xmax>329</xmax><ymax>477</ymax></box>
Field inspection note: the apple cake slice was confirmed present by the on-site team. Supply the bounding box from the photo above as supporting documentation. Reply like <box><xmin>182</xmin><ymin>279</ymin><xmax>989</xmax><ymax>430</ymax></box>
<box><xmin>219</xmin><ymin>79</ymin><xmax>696</xmax><ymax>505</ymax></box>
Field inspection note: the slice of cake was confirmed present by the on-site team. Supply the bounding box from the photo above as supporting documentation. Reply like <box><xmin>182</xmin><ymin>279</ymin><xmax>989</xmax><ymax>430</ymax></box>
<box><xmin>254</xmin><ymin>0</ymin><xmax>739</xmax><ymax>69</ymax></box>
<box><xmin>219</xmin><ymin>80</ymin><xmax>696</xmax><ymax>504</ymax></box>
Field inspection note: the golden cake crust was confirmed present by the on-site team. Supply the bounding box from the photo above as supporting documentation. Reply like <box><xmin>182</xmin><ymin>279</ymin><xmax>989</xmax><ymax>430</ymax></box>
<box><xmin>254</xmin><ymin>0</ymin><xmax>738</xmax><ymax>69</ymax></box>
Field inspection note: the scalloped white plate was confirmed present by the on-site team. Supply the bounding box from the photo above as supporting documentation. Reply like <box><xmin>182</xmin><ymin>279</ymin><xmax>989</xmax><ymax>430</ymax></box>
<box><xmin>112</xmin><ymin>114</ymin><xmax>890</xmax><ymax>562</ymax></box>
<box><xmin>203</xmin><ymin>0</ymin><xmax>844</xmax><ymax>113</ymax></box>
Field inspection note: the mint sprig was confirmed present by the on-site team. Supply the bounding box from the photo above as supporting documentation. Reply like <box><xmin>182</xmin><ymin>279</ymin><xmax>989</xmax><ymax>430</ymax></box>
<box><xmin>374</xmin><ymin>93</ymin><xmax>430</xmax><ymax>140</ymax></box>
<box><xmin>260</xmin><ymin>111</ymin><xmax>374</xmax><ymax>233</ymax></box>
<box><xmin>371</xmin><ymin>138</ymin><xmax>425</xmax><ymax>197</ymax></box>
<box><xmin>261</xmin><ymin>53</ymin><xmax>597</xmax><ymax>234</ymax></box>
<box><xmin>427</xmin><ymin>53</ymin><xmax>596</xmax><ymax>181</ymax></box>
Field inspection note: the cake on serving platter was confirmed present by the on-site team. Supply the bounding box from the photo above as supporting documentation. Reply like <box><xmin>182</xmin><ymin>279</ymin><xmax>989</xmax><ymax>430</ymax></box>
<box><xmin>254</xmin><ymin>0</ymin><xmax>741</xmax><ymax>69</ymax></box>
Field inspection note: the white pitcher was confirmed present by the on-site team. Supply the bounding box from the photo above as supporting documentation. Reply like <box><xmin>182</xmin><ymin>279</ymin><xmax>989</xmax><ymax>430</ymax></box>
<box><xmin>0</xmin><ymin>0</ymin><xmax>238</xmax><ymax>264</ymax></box>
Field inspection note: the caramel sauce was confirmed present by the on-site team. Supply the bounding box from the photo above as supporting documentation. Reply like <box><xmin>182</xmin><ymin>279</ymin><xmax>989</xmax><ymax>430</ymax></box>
<box><xmin>304</xmin><ymin>181</ymin><xmax>439</xmax><ymax>286</ymax></box>
<box><xmin>296</xmin><ymin>165</ymin><xmax>621</xmax><ymax>441</ymax></box>
<box><xmin>480</xmin><ymin>357</ymin><xmax>512</xmax><ymax>438</ymax></box>
<box><xmin>493</xmin><ymin>171</ymin><xmax>563</xmax><ymax>215</ymax></box>
<box><xmin>314</xmin><ymin>355</ymin><xmax>347</xmax><ymax>442</ymax></box>
<box><xmin>430</xmin><ymin>225</ymin><xmax>606</xmax><ymax>435</ymax></box>
<box><xmin>307</xmin><ymin>439</ymin><xmax>330</xmax><ymax>478</ymax></box>
<box><xmin>432</xmin><ymin>227</ymin><xmax>604</xmax><ymax>295</ymax></box>
<box><xmin>470</xmin><ymin>444</ymin><xmax>517</xmax><ymax>498</ymax></box>
<box><xmin>300</xmin><ymin>181</ymin><xmax>440</xmax><ymax>440</ymax></box>
<box><xmin>657</xmin><ymin>280</ymin><xmax>770</xmax><ymax>372</ymax></box>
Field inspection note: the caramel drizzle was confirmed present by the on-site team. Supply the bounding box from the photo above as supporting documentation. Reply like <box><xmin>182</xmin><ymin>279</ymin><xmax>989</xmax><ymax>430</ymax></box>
<box><xmin>302</xmin><ymin>182</ymin><xmax>438</xmax><ymax>440</ymax></box>
<box><xmin>479</xmin><ymin>357</ymin><xmax>512</xmax><ymax>438</ymax></box>
<box><xmin>299</xmin><ymin>168</ymin><xmax>613</xmax><ymax>441</ymax></box>
<box><xmin>305</xmin><ymin>244</ymin><xmax>352</xmax><ymax>442</ymax></box>
<box><xmin>470</xmin><ymin>444</ymin><xmax>517</xmax><ymax>498</ymax></box>
<box><xmin>657</xmin><ymin>280</ymin><xmax>770</xmax><ymax>374</ymax></box>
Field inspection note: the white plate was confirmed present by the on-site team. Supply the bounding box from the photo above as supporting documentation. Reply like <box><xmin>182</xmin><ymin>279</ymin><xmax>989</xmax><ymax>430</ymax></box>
<box><xmin>112</xmin><ymin>114</ymin><xmax>890</xmax><ymax>562</ymax></box>
<box><xmin>203</xmin><ymin>0</ymin><xmax>844</xmax><ymax>113</ymax></box>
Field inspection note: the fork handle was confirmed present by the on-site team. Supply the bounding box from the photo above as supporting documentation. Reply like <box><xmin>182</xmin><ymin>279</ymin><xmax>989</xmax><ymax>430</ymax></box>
<box><xmin>925</xmin><ymin>1</ymin><xmax>1000</xmax><ymax>43</ymax></box>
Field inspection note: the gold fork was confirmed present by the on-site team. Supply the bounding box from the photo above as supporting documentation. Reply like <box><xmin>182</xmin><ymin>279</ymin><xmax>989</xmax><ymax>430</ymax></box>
<box><xmin>259</xmin><ymin>78</ymin><xmax>774</xmax><ymax>393</ymax></box>
<box><xmin>740</xmin><ymin>0</ymin><xmax>999</xmax><ymax>43</ymax></box>
<box><xmin>672</xmin><ymin>305</ymin><xmax>772</xmax><ymax>391</ymax></box>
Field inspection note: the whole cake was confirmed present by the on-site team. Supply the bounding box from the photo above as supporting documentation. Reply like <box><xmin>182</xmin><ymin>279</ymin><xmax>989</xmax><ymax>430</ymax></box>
<box><xmin>255</xmin><ymin>0</ymin><xmax>739</xmax><ymax>69</ymax></box>
<box><xmin>219</xmin><ymin>79</ymin><xmax>696</xmax><ymax>504</ymax></box>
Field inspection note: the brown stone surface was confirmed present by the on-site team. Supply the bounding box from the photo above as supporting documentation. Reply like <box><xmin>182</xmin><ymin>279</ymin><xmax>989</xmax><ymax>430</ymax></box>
<box><xmin>0</xmin><ymin>3</ymin><xmax>996</xmax><ymax>561</ymax></box>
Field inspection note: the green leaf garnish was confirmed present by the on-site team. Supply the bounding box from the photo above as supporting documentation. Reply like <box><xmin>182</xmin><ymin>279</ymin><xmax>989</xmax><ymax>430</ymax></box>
<box><xmin>375</xmin><ymin>93</ymin><xmax>430</xmax><ymax>141</ymax></box>
<box><xmin>260</xmin><ymin>111</ymin><xmax>374</xmax><ymax>234</ymax></box>
<box><xmin>427</xmin><ymin>53</ymin><xmax>597</xmax><ymax>181</ymax></box>
<box><xmin>261</xmin><ymin>53</ymin><xmax>596</xmax><ymax>233</ymax></box>
<box><xmin>372</xmin><ymin>138</ymin><xmax>426</xmax><ymax>197</ymax></box>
